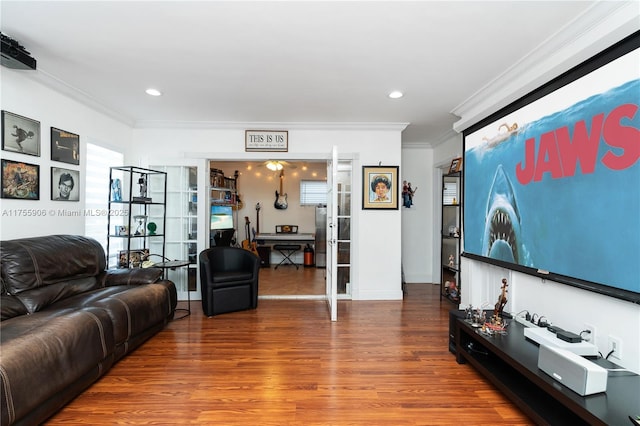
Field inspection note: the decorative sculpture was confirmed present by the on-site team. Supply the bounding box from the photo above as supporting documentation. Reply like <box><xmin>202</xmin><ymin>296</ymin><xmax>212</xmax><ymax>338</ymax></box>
<box><xmin>494</xmin><ymin>278</ymin><xmax>508</xmax><ymax>319</ymax></box>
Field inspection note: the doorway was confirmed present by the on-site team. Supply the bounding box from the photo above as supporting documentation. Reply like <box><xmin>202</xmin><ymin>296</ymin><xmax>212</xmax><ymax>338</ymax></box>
<box><xmin>208</xmin><ymin>159</ymin><xmax>351</xmax><ymax>299</ymax></box>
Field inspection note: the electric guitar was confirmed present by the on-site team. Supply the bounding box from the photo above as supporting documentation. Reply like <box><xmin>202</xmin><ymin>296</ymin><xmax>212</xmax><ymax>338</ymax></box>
<box><xmin>241</xmin><ymin>216</ymin><xmax>259</xmax><ymax>256</ymax></box>
<box><xmin>274</xmin><ymin>169</ymin><xmax>288</xmax><ymax>210</ymax></box>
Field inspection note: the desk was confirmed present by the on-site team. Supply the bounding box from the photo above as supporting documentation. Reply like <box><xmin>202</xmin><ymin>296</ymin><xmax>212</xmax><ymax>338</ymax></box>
<box><xmin>454</xmin><ymin>315</ymin><xmax>640</xmax><ymax>425</ymax></box>
<box><xmin>255</xmin><ymin>233</ymin><xmax>315</xmax><ymax>269</ymax></box>
<box><xmin>255</xmin><ymin>233</ymin><xmax>315</xmax><ymax>244</ymax></box>
<box><xmin>153</xmin><ymin>260</ymin><xmax>191</xmax><ymax>320</ymax></box>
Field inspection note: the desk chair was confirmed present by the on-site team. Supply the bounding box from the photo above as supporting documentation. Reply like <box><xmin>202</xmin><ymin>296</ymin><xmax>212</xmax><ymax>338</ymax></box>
<box><xmin>273</xmin><ymin>225</ymin><xmax>301</xmax><ymax>270</ymax></box>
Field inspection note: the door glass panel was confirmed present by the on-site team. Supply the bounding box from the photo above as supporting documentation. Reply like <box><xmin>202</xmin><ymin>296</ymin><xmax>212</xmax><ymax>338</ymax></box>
<box><xmin>337</xmin><ymin>241</ymin><xmax>350</xmax><ymax>264</ymax></box>
<box><xmin>336</xmin><ymin>160</ymin><xmax>351</xmax><ymax>296</ymax></box>
<box><xmin>337</xmin><ymin>266</ymin><xmax>350</xmax><ymax>294</ymax></box>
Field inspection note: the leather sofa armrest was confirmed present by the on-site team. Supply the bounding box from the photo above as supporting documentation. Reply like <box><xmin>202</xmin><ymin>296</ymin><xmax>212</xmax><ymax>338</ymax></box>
<box><xmin>102</xmin><ymin>268</ymin><xmax>163</xmax><ymax>286</ymax></box>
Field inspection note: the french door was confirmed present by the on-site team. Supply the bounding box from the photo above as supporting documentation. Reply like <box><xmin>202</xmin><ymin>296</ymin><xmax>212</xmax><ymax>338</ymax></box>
<box><xmin>325</xmin><ymin>146</ymin><xmax>338</xmax><ymax>321</ymax></box>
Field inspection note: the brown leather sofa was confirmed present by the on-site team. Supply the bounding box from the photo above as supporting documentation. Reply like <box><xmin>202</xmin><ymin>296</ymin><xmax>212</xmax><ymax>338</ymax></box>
<box><xmin>0</xmin><ymin>235</ymin><xmax>177</xmax><ymax>426</ymax></box>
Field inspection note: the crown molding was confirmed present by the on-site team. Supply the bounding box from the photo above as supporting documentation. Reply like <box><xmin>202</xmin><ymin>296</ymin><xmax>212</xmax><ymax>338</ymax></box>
<box><xmin>26</xmin><ymin>68</ymin><xmax>135</xmax><ymax>126</ymax></box>
<box><xmin>402</xmin><ymin>141</ymin><xmax>432</xmax><ymax>149</ymax></box>
<box><xmin>451</xmin><ymin>1</ymin><xmax>639</xmax><ymax>133</ymax></box>
<box><xmin>133</xmin><ymin>120</ymin><xmax>409</xmax><ymax>132</ymax></box>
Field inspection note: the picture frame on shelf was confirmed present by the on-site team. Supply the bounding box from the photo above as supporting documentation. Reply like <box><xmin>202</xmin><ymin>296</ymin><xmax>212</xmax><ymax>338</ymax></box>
<box><xmin>1</xmin><ymin>159</ymin><xmax>40</xmax><ymax>200</ymax></box>
<box><xmin>362</xmin><ymin>165</ymin><xmax>399</xmax><ymax>210</ymax></box>
<box><xmin>449</xmin><ymin>157</ymin><xmax>462</xmax><ymax>173</ymax></box>
<box><xmin>118</xmin><ymin>249</ymin><xmax>150</xmax><ymax>269</ymax></box>
<box><xmin>1</xmin><ymin>110</ymin><xmax>41</xmax><ymax>157</ymax></box>
<box><xmin>51</xmin><ymin>166</ymin><xmax>80</xmax><ymax>201</ymax></box>
<box><xmin>51</xmin><ymin>127</ymin><xmax>80</xmax><ymax>165</ymax></box>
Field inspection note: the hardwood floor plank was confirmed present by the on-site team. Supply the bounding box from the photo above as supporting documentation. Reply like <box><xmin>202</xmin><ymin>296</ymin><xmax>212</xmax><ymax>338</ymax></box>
<box><xmin>45</xmin><ymin>283</ymin><xmax>533</xmax><ymax>425</ymax></box>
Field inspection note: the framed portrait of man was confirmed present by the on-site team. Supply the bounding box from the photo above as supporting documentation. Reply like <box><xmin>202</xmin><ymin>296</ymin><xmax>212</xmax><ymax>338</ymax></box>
<box><xmin>362</xmin><ymin>165</ymin><xmax>399</xmax><ymax>210</ymax></box>
<box><xmin>51</xmin><ymin>167</ymin><xmax>80</xmax><ymax>201</ymax></box>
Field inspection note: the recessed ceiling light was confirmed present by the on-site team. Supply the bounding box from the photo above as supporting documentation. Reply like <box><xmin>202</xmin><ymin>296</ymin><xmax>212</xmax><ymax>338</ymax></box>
<box><xmin>388</xmin><ymin>91</ymin><xmax>403</xmax><ymax>99</ymax></box>
<box><xmin>145</xmin><ymin>88</ymin><xmax>162</xmax><ymax>96</ymax></box>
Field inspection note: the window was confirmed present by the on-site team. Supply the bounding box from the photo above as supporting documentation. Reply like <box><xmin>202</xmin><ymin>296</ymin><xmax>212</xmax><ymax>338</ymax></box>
<box><xmin>443</xmin><ymin>181</ymin><xmax>457</xmax><ymax>205</ymax></box>
<box><xmin>84</xmin><ymin>143</ymin><xmax>123</xmax><ymax>253</ymax></box>
<box><xmin>300</xmin><ymin>180</ymin><xmax>327</xmax><ymax>205</ymax></box>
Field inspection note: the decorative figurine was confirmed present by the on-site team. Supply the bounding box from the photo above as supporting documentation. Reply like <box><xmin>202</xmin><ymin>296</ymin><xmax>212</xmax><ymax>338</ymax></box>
<box><xmin>402</xmin><ymin>180</ymin><xmax>418</xmax><ymax>208</ymax></box>
<box><xmin>449</xmin><ymin>254</ymin><xmax>455</xmax><ymax>267</ymax></box>
<box><xmin>133</xmin><ymin>174</ymin><xmax>152</xmax><ymax>202</ymax></box>
<box><xmin>133</xmin><ymin>215</ymin><xmax>147</xmax><ymax>236</ymax></box>
<box><xmin>494</xmin><ymin>278</ymin><xmax>508</xmax><ymax>319</ymax></box>
<box><xmin>147</xmin><ymin>222</ymin><xmax>157</xmax><ymax>235</ymax></box>
<box><xmin>111</xmin><ymin>178</ymin><xmax>122</xmax><ymax>201</ymax></box>
<box><xmin>138</xmin><ymin>174</ymin><xmax>147</xmax><ymax>198</ymax></box>
<box><xmin>447</xmin><ymin>280</ymin><xmax>458</xmax><ymax>298</ymax></box>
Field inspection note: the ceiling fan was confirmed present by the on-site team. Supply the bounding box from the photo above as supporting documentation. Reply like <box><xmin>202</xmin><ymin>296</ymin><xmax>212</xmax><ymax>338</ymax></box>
<box><xmin>263</xmin><ymin>160</ymin><xmax>296</xmax><ymax>171</ymax></box>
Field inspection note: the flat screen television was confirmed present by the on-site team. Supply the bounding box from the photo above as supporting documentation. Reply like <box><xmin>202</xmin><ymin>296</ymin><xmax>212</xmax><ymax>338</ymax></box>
<box><xmin>210</xmin><ymin>205</ymin><xmax>233</xmax><ymax>230</ymax></box>
<box><xmin>462</xmin><ymin>31</ymin><xmax>639</xmax><ymax>304</ymax></box>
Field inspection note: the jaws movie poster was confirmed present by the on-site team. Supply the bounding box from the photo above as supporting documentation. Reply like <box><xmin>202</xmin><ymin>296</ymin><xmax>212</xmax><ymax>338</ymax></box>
<box><xmin>463</xmin><ymin>46</ymin><xmax>639</xmax><ymax>295</ymax></box>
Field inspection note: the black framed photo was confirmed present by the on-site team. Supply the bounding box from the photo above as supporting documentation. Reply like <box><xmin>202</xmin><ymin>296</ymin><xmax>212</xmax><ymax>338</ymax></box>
<box><xmin>51</xmin><ymin>127</ymin><xmax>80</xmax><ymax>165</ymax></box>
<box><xmin>1</xmin><ymin>110</ymin><xmax>41</xmax><ymax>156</ymax></box>
<box><xmin>51</xmin><ymin>166</ymin><xmax>80</xmax><ymax>201</ymax></box>
<box><xmin>362</xmin><ymin>165</ymin><xmax>399</xmax><ymax>210</ymax></box>
<box><xmin>1</xmin><ymin>159</ymin><xmax>40</xmax><ymax>200</ymax></box>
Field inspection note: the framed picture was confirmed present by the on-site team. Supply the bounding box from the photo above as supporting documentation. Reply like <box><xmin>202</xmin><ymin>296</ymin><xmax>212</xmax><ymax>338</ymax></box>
<box><xmin>1</xmin><ymin>110</ymin><xmax>41</xmax><ymax>156</ymax></box>
<box><xmin>362</xmin><ymin>165</ymin><xmax>399</xmax><ymax>210</ymax></box>
<box><xmin>51</xmin><ymin>127</ymin><xmax>80</xmax><ymax>165</ymax></box>
<box><xmin>118</xmin><ymin>249</ymin><xmax>150</xmax><ymax>268</ymax></box>
<box><xmin>449</xmin><ymin>157</ymin><xmax>462</xmax><ymax>173</ymax></box>
<box><xmin>245</xmin><ymin>130</ymin><xmax>288</xmax><ymax>152</ymax></box>
<box><xmin>1</xmin><ymin>159</ymin><xmax>40</xmax><ymax>200</ymax></box>
<box><xmin>51</xmin><ymin>167</ymin><xmax>80</xmax><ymax>201</ymax></box>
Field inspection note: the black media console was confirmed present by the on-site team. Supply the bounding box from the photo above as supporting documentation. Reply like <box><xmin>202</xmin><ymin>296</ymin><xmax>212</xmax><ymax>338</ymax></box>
<box><xmin>453</xmin><ymin>313</ymin><xmax>640</xmax><ymax>425</ymax></box>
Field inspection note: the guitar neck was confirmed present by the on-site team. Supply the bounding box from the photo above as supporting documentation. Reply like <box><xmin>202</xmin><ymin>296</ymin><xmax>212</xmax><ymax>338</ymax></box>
<box><xmin>280</xmin><ymin>171</ymin><xmax>284</xmax><ymax>193</ymax></box>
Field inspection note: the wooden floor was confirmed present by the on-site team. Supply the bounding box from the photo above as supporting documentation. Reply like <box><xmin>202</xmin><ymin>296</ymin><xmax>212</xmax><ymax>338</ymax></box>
<box><xmin>259</xmin><ymin>265</ymin><xmax>326</xmax><ymax>296</ymax></box>
<box><xmin>46</xmin><ymin>284</ymin><xmax>533</xmax><ymax>425</ymax></box>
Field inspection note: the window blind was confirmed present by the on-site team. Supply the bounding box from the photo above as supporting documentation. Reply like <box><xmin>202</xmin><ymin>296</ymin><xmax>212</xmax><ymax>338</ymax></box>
<box><xmin>300</xmin><ymin>180</ymin><xmax>327</xmax><ymax>205</ymax></box>
<box><xmin>84</xmin><ymin>143</ymin><xmax>123</xmax><ymax>253</ymax></box>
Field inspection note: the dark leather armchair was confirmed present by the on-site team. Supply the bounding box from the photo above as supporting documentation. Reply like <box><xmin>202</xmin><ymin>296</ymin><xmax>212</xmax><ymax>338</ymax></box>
<box><xmin>199</xmin><ymin>246</ymin><xmax>260</xmax><ymax>316</ymax></box>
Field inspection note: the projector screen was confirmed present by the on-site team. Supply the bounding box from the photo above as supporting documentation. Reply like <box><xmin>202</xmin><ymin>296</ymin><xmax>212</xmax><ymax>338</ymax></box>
<box><xmin>462</xmin><ymin>32</ymin><xmax>639</xmax><ymax>304</ymax></box>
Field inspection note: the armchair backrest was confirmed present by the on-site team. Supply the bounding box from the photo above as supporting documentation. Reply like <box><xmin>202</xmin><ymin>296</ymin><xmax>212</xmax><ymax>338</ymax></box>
<box><xmin>199</xmin><ymin>246</ymin><xmax>259</xmax><ymax>274</ymax></box>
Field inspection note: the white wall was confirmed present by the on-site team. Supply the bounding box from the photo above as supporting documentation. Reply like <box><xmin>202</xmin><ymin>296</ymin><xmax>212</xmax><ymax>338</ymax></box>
<box><xmin>463</xmin><ymin>261</ymin><xmax>640</xmax><ymax>375</ymax></box>
<box><xmin>401</xmin><ymin>144</ymin><xmax>434</xmax><ymax>283</ymax></box>
<box><xmin>131</xmin><ymin>125</ymin><xmax>405</xmax><ymax>300</ymax></box>
<box><xmin>0</xmin><ymin>69</ymin><xmax>131</xmax><ymax>240</ymax></box>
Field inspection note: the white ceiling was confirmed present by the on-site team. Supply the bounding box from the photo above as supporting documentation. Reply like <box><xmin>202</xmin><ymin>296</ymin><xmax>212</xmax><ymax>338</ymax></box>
<box><xmin>1</xmin><ymin>1</ymin><xmax>610</xmax><ymax>145</ymax></box>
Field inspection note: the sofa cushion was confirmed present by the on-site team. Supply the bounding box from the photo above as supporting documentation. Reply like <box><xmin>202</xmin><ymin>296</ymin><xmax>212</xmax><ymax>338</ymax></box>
<box><xmin>14</xmin><ymin>276</ymin><xmax>102</xmax><ymax>314</ymax></box>
<box><xmin>211</xmin><ymin>271</ymin><xmax>254</xmax><ymax>285</ymax></box>
<box><xmin>0</xmin><ymin>307</ymin><xmax>115</xmax><ymax>426</ymax></box>
<box><xmin>0</xmin><ymin>294</ymin><xmax>28</xmax><ymax>320</ymax></box>
<box><xmin>91</xmin><ymin>282</ymin><xmax>177</xmax><ymax>346</ymax></box>
<box><xmin>1</xmin><ymin>234</ymin><xmax>105</xmax><ymax>295</ymax></box>
<box><xmin>100</xmin><ymin>267</ymin><xmax>163</xmax><ymax>286</ymax></box>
